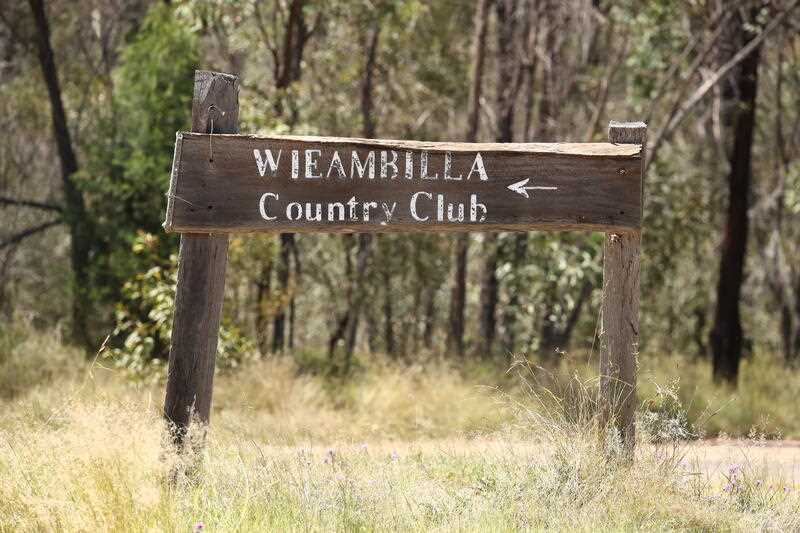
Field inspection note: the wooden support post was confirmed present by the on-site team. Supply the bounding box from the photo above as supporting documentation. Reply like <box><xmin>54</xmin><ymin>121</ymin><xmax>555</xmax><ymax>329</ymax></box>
<box><xmin>164</xmin><ymin>71</ymin><xmax>239</xmax><ymax>447</ymax></box>
<box><xmin>600</xmin><ymin>121</ymin><xmax>646</xmax><ymax>453</ymax></box>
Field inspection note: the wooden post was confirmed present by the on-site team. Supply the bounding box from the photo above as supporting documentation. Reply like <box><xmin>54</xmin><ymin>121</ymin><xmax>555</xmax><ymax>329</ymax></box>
<box><xmin>600</xmin><ymin>121</ymin><xmax>646</xmax><ymax>453</ymax></box>
<box><xmin>164</xmin><ymin>71</ymin><xmax>239</xmax><ymax>447</ymax></box>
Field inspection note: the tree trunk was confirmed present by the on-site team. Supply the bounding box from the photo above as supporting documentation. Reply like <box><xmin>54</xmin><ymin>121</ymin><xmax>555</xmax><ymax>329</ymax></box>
<box><xmin>539</xmin><ymin>279</ymin><xmax>593</xmax><ymax>354</ymax></box>
<box><xmin>265</xmin><ymin>0</ymin><xmax>313</xmax><ymax>350</ymax></box>
<box><xmin>331</xmin><ymin>20</ymin><xmax>381</xmax><ymax>371</ymax></box>
<box><xmin>423</xmin><ymin>286</ymin><xmax>435</xmax><ymax>349</ymax></box>
<box><xmin>273</xmin><ymin>0</ymin><xmax>309</xmax><ymax>120</ymax></box>
<box><xmin>343</xmin><ymin>234</ymin><xmax>372</xmax><ymax>370</ymax></box>
<box><xmin>521</xmin><ymin>0</ymin><xmax>540</xmax><ymax>143</ymax></box>
<box><xmin>447</xmin><ymin>233</ymin><xmax>469</xmax><ymax>356</ymax></box>
<box><xmin>476</xmin><ymin>0</ymin><xmax>520</xmax><ymax>358</ymax></box>
<box><xmin>502</xmin><ymin>232</ymin><xmax>528</xmax><ymax>354</ymax></box>
<box><xmin>342</xmin><ymin>20</ymin><xmax>382</xmax><ymax>365</ymax></box>
<box><xmin>255</xmin><ymin>262</ymin><xmax>272</xmax><ymax>355</ymax></box>
<box><xmin>271</xmin><ymin>233</ymin><xmax>293</xmax><ymax>352</ymax></box>
<box><xmin>494</xmin><ymin>0</ymin><xmax>519</xmax><ymax>143</ymax></box>
<box><xmin>478</xmin><ymin>232</ymin><xmax>500</xmax><ymax>356</ymax></box>
<box><xmin>535</xmin><ymin>0</ymin><xmax>557</xmax><ymax>141</ymax></box>
<box><xmin>447</xmin><ymin>0</ymin><xmax>491</xmax><ymax>357</ymax></box>
<box><xmin>383</xmin><ymin>263</ymin><xmax>396</xmax><ymax>357</ymax></box>
<box><xmin>361</xmin><ymin>22</ymin><xmax>380</xmax><ymax>139</ymax></box>
<box><xmin>794</xmin><ymin>277</ymin><xmax>800</xmax><ymax>360</ymax></box>
<box><xmin>28</xmin><ymin>0</ymin><xmax>92</xmax><ymax>348</ymax></box>
<box><xmin>466</xmin><ymin>0</ymin><xmax>492</xmax><ymax>143</ymax></box>
<box><xmin>709</xmin><ymin>12</ymin><xmax>762</xmax><ymax>385</ymax></box>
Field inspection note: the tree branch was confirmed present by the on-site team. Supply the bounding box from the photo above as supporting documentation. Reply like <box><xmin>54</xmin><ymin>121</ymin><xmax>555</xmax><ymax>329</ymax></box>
<box><xmin>0</xmin><ymin>196</ymin><xmax>62</xmax><ymax>212</ymax></box>
<box><xmin>0</xmin><ymin>219</ymin><xmax>63</xmax><ymax>250</ymax></box>
<box><xmin>646</xmin><ymin>0</ymin><xmax>799</xmax><ymax>171</ymax></box>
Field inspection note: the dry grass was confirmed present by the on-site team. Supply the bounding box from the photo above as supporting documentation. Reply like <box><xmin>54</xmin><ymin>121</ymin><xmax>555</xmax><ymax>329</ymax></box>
<box><xmin>1</xmin><ymin>330</ymin><xmax>799</xmax><ymax>531</ymax></box>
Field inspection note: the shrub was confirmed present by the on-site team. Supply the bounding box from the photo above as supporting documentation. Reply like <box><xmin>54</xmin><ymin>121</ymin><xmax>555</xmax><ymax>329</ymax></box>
<box><xmin>107</xmin><ymin>232</ymin><xmax>252</xmax><ymax>381</ymax></box>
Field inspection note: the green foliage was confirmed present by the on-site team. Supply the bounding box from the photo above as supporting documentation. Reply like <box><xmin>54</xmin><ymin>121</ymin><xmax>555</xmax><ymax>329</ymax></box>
<box><xmin>107</xmin><ymin>233</ymin><xmax>252</xmax><ymax>380</ymax></box>
<box><xmin>113</xmin><ymin>4</ymin><xmax>198</xmax><ymax>228</ymax></box>
<box><xmin>619</xmin><ymin>0</ymin><xmax>693</xmax><ymax>100</ymax></box>
<box><xmin>78</xmin><ymin>3</ymin><xmax>198</xmax><ymax>304</ymax></box>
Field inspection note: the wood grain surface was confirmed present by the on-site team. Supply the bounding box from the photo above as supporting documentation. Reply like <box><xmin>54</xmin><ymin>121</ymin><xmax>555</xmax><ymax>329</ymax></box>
<box><xmin>163</xmin><ymin>71</ymin><xmax>238</xmax><ymax>446</ymax></box>
<box><xmin>165</xmin><ymin>133</ymin><xmax>643</xmax><ymax>234</ymax></box>
<box><xmin>599</xmin><ymin>121</ymin><xmax>646</xmax><ymax>453</ymax></box>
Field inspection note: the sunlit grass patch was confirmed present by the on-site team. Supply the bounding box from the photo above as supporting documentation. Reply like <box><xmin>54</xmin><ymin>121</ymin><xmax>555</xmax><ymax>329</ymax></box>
<box><xmin>1</xmin><ymin>334</ymin><xmax>799</xmax><ymax>531</ymax></box>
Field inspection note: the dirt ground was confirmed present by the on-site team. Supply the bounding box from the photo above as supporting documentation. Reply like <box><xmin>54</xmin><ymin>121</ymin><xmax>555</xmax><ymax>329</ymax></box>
<box><xmin>685</xmin><ymin>439</ymin><xmax>800</xmax><ymax>484</ymax></box>
<box><xmin>256</xmin><ymin>437</ymin><xmax>800</xmax><ymax>485</ymax></box>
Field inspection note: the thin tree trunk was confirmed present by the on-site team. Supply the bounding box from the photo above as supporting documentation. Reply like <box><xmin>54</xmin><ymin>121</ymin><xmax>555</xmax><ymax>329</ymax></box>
<box><xmin>28</xmin><ymin>0</ymin><xmax>92</xmax><ymax>348</ymax></box>
<box><xmin>502</xmin><ymin>232</ymin><xmax>528</xmax><ymax>353</ymax></box>
<box><xmin>383</xmin><ymin>263</ymin><xmax>396</xmax><ymax>357</ymax></box>
<box><xmin>494</xmin><ymin>0</ymin><xmax>519</xmax><ymax>143</ymax></box>
<box><xmin>271</xmin><ymin>233</ymin><xmax>293</xmax><ymax>352</ymax></box>
<box><xmin>447</xmin><ymin>0</ymin><xmax>491</xmax><ymax>357</ymax></box>
<box><xmin>709</xmin><ymin>11</ymin><xmax>762</xmax><ymax>385</ymax></box>
<box><xmin>539</xmin><ymin>279</ymin><xmax>593</xmax><ymax>354</ymax></box>
<box><xmin>478</xmin><ymin>232</ymin><xmax>500</xmax><ymax>356</ymax></box>
<box><xmin>361</xmin><ymin>23</ymin><xmax>380</xmax><ymax>139</ymax></box>
<box><xmin>343</xmin><ymin>234</ymin><xmax>372</xmax><ymax>369</ymax></box>
<box><xmin>423</xmin><ymin>286</ymin><xmax>435</xmax><ymax>349</ymax></box>
<box><xmin>365</xmin><ymin>310</ymin><xmax>378</xmax><ymax>354</ymax></box>
<box><xmin>477</xmin><ymin>0</ymin><xmax>520</xmax><ymax>357</ymax></box>
<box><xmin>535</xmin><ymin>1</ymin><xmax>557</xmax><ymax>141</ymax></box>
<box><xmin>466</xmin><ymin>0</ymin><xmax>492</xmax><ymax>143</ymax></box>
<box><xmin>255</xmin><ymin>262</ymin><xmax>272</xmax><ymax>355</ymax></box>
<box><xmin>327</xmin><ymin>236</ymin><xmax>353</xmax><ymax>362</ymax></box>
<box><xmin>794</xmin><ymin>276</ymin><xmax>800</xmax><ymax>359</ymax></box>
<box><xmin>265</xmin><ymin>0</ymin><xmax>313</xmax><ymax>350</ymax></box>
<box><xmin>447</xmin><ymin>233</ymin><xmax>469</xmax><ymax>356</ymax></box>
<box><xmin>339</xmin><ymin>20</ymin><xmax>381</xmax><ymax>370</ymax></box>
<box><xmin>347</xmin><ymin>20</ymin><xmax>381</xmax><ymax>355</ymax></box>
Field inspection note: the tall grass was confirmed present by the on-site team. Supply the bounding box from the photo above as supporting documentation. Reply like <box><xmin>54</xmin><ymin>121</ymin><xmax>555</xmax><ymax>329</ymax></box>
<box><xmin>0</xmin><ymin>330</ymin><xmax>799</xmax><ymax>530</ymax></box>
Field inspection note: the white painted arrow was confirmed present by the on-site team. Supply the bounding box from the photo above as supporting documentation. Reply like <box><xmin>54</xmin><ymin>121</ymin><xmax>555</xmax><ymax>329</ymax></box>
<box><xmin>507</xmin><ymin>178</ymin><xmax>558</xmax><ymax>199</ymax></box>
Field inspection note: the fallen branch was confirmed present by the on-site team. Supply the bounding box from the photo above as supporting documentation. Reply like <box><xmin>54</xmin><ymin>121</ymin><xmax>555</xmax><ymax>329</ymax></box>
<box><xmin>0</xmin><ymin>219</ymin><xmax>63</xmax><ymax>250</ymax></box>
<box><xmin>0</xmin><ymin>195</ymin><xmax>62</xmax><ymax>212</ymax></box>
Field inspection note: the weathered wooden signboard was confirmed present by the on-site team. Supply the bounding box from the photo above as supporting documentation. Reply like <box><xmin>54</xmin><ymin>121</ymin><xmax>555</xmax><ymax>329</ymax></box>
<box><xmin>163</xmin><ymin>70</ymin><xmax>645</xmax><ymax>455</ymax></box>
<box><xmin>166</xmin><ymin>134</ymin><xmax>642</xmax><ymax>234</ymax></box>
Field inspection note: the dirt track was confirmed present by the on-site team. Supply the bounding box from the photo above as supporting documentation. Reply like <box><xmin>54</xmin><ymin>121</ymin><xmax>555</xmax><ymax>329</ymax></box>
<box><xmin>261</xmin><ymin>438</ymin><xmax>800</xmax><ymax>484</ymax></box>
<box><xmin>685</xmin><ymin>439</ymin><xmax>800</xmax><ymax>484</ymax></box>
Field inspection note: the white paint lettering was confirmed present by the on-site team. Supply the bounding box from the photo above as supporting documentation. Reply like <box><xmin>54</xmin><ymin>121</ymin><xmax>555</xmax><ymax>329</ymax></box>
<box><xmin>287</xmin><ymin>202</ymin><xmax>302</xmax><ymax>220</ymax></box>
<box><xmin>447</xmin><ymin>201</ymin><xmax>465</xmax><ymax>221</ymax></box>
<box><xmin>305</xmin><ymin>149</ymin><xmax>322</xmax><ymax>178</ymax></box>
<box><xmin>291</xmin><ymin>150</ymin><xmax>300</xmax><ymax>179</ymax></box>
<box><xmin>351</xmin><ymin>151</ymin><xmax>375</xmax><ymax>179</ymax></box>
<box><xmin>470</xmin><ymin>194</ymin><xmax>487</xmax><ymax>221</ymax></box>
<box><xmin>467</xmin><ymin>153</ymin><xmax>488</xmax><ymax>181</ymax></box>
<box><xmin>258</xmin><ymin>192</ymin><xmax>279</xmax><ymax>220</ymax></box>
<box><xmin>347</xmin><ymin>196</ymin><xmax>358</xmax><ymax>220</ymax></box>
<box><xmin>381</xmin><ymin>201</ymin><xmax>397</xmax><ymax>224</ymax></box>
<box><xmin>363</xmin><ymin>201</ymin><xmax>378</xmax><ymax>221</ymax></box>
<box><xmin>380</xmin><ymin>150</ymin><xmax>399</xmax><ymax>179</ymax></box>
<box><xmin>410</xmin><ymin>191</ymin><xmax>432</xmax><ymax>221</ymax></box>
<box><xmin>327</xmin><ymin>151</ymin><xmax>347</xmax><ymax>179</ymax></box>
<box><xmin>420</xmin><ymin>151</ymin><xmax>439</xmax><ymax>180</ymax></box>
<box><xmin>254</xmin><ymin>149</ymin><xmax>281</xmax><ymax>177</ymax></box>
<box><xmin>305</xmin><ymin>202</ymin><xmax>322</xmax><ymax>221</ymax></box>
<box><xmin>443</xmin><ymin>152</ymin><xmax>462</xmax><ymax>180</ymax></box>
<box><xmin>328</xmin><ymin>202</ymin><xmax>345</xmax><ymax>221</ymax></box>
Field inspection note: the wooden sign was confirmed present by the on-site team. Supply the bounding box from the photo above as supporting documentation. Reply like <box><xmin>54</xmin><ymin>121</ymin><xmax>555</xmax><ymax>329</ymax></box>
<box><xmin>165</xmin><ymin>134</ymin><xmax>642</xmax><ymax>234</ymax></box>
<box><xmin>163</xmin><ymin>70</ymin><xmax>646</xmax><ymax>457</ymax></box>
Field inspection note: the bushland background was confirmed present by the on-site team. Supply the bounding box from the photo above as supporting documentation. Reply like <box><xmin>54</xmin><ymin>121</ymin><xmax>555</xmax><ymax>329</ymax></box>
<box><xmin>1</xmin><ymin>1</ymin><xmax>800</xmax><ymax>530</ymax></box>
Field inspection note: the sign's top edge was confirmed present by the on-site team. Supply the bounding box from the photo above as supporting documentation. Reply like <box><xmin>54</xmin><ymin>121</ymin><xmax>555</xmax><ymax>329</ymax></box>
<box><xmin>178</xmin><ymin>132</ymin><xmax>643</xmax><ymax>158</ymax></box>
